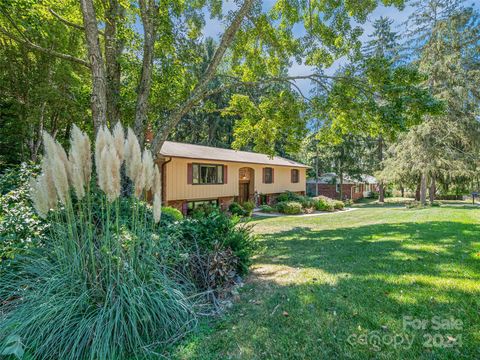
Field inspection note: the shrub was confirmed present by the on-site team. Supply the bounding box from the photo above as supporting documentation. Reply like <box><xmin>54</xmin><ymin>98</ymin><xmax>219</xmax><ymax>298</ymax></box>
<box><xmin>299</xmin><ymin>195</ymin><xmax>316</xmax><ymax>209</ymax></box>
<box><xmin>192</xmin><ymin>203</ymin><xmax>218</xmax><ymax>218</ymax></box>
<box><xmin>161</xmin><ymin>206</ymin><xmax>183</xmax><ymax>223</ymax></box>
<box><xmin>228</xmin><ymin>202</ymin><xmax>247</xmax><ymax>216</ymax></box>
<box><xmin>0</xmin><ymin>124</ymin><xmax>197</xmax><ymax>359</ymax></box>
<box><xmin>313</xmin><ymin>196</ymin><xmax>334</xmax><ymax>212</ymax></box>
<box><xmin>259</xmin><ymin>204</ymin><xmax>275</xmax><ymax>213</ymax></box>
<box><xmin>276</xmin><ymin>191</ymin><xmax>302</xmax><ymax>203</ymax></box>
<box><xmin>332</xmin><ymin>200</ymin><xmax>345</xmax><ymax>210</ymax></box>
<box><xmin>276</xmin><ymin>201</ymin><xmax>303</xmax><ymax>215</ymax></box>
<box><xmin>0</xmin><ymin>163</ymin><xmax>48</xmax><ymax>263</ymax></box>
<box><xmin>179</xmin><ymin>209</ymin><xmax>257</xmax><ymax>290</ymax></box>
<box><xmin>242</xmin><ymin>200</ymin><xmax>255</xmax><ymax>215</ymax></box>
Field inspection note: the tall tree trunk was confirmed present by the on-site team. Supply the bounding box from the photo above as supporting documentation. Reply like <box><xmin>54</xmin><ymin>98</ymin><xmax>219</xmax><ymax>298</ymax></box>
<box><xmin>420</xmin><ymin>173</ymin><xmax>427</xmax><ymax>206</ymax></box>
<box><xmin>429</xmin><ymin>176</ymin><xmax>436</xmax><ymax>204</ymax></box>
<box><xmin>415</xmin><ymin>178</ymin><xmax>421</xmax><ymax>201</ymax></box>
<box><xmin>314</xmin><ymin>146</ymin><xmax>319</xmax><ymax>197</ymax></box>
<box><xmin>30</xmin><ymin>101</ymin><xmax>46</xmax><ymax>162</ymax></box>
<box><xmin>80</xmin><ymin>0</ymin><xmax>107</xmax><ymax>132</ymax></box>
<box><xmin>378</xmin><ymin>136</ymin><xmax>385</xmax><ymax>203</ymax></box>
<box><xmin>134</xmin><ymin>0</ymin><xmax>157</xmax><ymax>145</ymax></box>
<box><xmin>339</xmin><ymin>172</ymin><xmax>344</xmax><ymax>200</ymax></box>
<box><xmin>151</xmin><ymin>0</ymin><xmax>255</xmax><ymax>156</ymax></box>
<box><xmin>400</xmin><ymin>185</ymin><xmax>404</xmax><ymax>198</ymax></box>
<box><xmin>104</xmin><ymin>0</ymin><xmax>124</xmax><ymax>125</ymax></box>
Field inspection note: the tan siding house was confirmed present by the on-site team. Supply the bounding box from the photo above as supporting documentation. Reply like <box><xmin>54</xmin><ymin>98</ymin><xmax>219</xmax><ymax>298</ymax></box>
<box><xmin>157</xmin><ymin>141</ymin><xmax>308</xmax><ymax>214</ymax></box>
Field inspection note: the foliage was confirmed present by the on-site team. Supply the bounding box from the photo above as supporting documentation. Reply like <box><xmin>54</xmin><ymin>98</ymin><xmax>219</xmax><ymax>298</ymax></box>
<box><xmin>161</xmin><ymin>206</ymin><xmax>183</xmax><ymax>223</ymax></box>
<box><xmin>228</xmin><ymin>201</ymin><xmax>253</xmax><ymax>217</ymax></box>
<box><xmin>192</xmin><ymin>203</ymin><xmax>218</xmax><ymax>218</ymax></box>
<box><xmin>276</xmin><ymin>191</ymin><xmax>303</xmax><ymax>203</ymax></box>
<box><xmin>332</xmin><ymin>200</ymin><xmax>345</xmax><ymax>210</ymax></box>
<box><xmin>313</xmin><ymin>196</ymin><xmax>335</xmax><ymax>212</ymax></box>
<box><xmin>179</xmin><ymin>209</ymin><xmax>257</xmax><ymax>278</ymax></box>
<box><xmin>275</xmin><ymin>201</ymin><xmax>303</xmax><ymax>215</ymax></box>
<box><xmin>229</xmin><ymin>202</ymin><xmax>247</xmax><ymax>217</ymax></box>
<box><xmin>379</xmin><ymin>5</ymin><xmax>480</xmax><ymax>197</ymax></box>
<box><xmin>0</xmin><ymin>163</ymin><xmax>47</xmax><ymax>262</ymax></box>
<box><xmin>0</xmin><ymin>126</ymin><xmax>197</xmax><ymax>359</ymax></box>
<box><xmin>242</xmin><ymin>201</ymin><xmax>255</xmax><ymax>215</ymax></box>
<box><xmin>259</xmin><ymin>204</ymin><xmax>275</xmax><ymax>213</ymax></box>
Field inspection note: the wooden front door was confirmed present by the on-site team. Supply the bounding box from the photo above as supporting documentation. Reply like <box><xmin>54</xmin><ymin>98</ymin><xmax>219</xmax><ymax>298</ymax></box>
<box><xmin>239</xmin><ymin>182</ymin><xmax>250</xmax><ymax>204</ymax></box>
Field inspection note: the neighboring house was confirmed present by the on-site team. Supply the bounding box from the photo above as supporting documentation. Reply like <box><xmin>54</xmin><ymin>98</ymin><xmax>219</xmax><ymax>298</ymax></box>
<box><xmin>306</xmin><ymin>173</ymin><xmax>378</xmax><ymax>201</ymax></box>
<box><xmin>157</xmin><ymin>141</ymin><xmax>308</xmax><ymax>214</ymax></box>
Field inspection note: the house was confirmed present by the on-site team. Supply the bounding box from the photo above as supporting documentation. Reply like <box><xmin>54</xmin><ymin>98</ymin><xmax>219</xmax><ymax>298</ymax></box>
<box><xmin>306</xmin><ymin>173</ymin><xmax>378</xmax><ymax>201</ymax></box>
<box><xmin>157</xmin><ymin>141</ymin><xmax>309</xmax><ymax>214</ymax></box>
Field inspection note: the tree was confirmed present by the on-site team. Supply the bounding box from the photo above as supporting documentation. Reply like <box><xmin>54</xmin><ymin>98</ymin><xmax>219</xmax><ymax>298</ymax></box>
<box><xmin>1</xmin><ymin>0</ymin><xmax>407</xmax><ymax>155</ymax></box>
<box><xmin>382</xmin><ymin>2</ymin><xmax>480</xmax><ymax>203</ymax></box>
<box><xmin>363</xmin><ymin>16</ymin><xmax>400</xmax><ymax>61</ymax></box>
<box><xmin>0</xmin><ymin>1</ymin><xmax>90</xmax><ymax>163</ymax></box>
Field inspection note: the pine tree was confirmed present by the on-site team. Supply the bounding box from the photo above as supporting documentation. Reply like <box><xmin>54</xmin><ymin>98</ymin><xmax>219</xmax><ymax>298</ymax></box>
<box><xmin>363</xmin><ymin>17</ymin><xmax>400</xmax><ymax>61</ymax></box>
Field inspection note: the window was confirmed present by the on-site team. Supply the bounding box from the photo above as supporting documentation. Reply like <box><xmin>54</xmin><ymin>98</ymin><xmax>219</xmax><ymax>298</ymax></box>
<box><xmin>192</xmin><ymin>164</ymin><xmax>224</xmax><ymax>184</ymax></box>
<box><xmin>263</xmin><ymin>167</ymin><xmax>273</xmax><ymax>184</ymax></box>
<box><xmin>186</xmin><ymin>199</ymin><xmax>218</xmax><ymax>215</ymax></box>
<box><xmin>291</xmin><ymin>169</ymin><xmax>299</xmax><ymax>183</ymax></box>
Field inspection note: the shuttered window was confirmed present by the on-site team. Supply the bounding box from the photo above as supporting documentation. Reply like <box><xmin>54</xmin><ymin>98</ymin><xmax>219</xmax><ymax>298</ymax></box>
<box><xmin>263</xmin><ymin>167</ymin><xmax>274</xmax><ymax>184</ymax></box>
<box><xmin>291</xmin><ymin>169</ymin><xmax>299</xmax><ymax>183</ymax></box>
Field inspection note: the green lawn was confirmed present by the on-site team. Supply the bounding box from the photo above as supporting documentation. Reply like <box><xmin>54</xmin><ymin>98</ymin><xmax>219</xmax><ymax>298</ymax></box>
<box><xmin>170</xmin><ymin>205</ymin><xmax>480</xmax><ymax>359</ymax></box>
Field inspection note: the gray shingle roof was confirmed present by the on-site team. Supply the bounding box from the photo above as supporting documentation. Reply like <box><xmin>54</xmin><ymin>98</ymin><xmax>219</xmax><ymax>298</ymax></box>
<box><xmin>160</xmin><ymin>141</ymin><xmax>309</xmax><ymax>168</ymax></box>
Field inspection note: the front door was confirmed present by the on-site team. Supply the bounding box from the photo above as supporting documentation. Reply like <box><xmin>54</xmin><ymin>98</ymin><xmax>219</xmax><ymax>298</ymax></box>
<box><xmin>239</xmin><ymin>182</ymin><xmax>250</xmax><ymax>204</ymax></box>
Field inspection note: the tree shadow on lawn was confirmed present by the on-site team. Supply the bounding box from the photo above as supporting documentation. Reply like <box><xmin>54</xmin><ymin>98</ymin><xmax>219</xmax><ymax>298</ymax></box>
<box><xmin>256</xmin><ymin>221</ymin><xmax>480</xmax><ymax>277</ymax></box>
<box><xmin>171</xmin><ymin>221</ymin><xmax>480</xmax><ymax>360</ymax></box>
<box><xmin>239</xmin><ymin>221</ymin><xmax>480</xmax><ymax>358</ymax></box>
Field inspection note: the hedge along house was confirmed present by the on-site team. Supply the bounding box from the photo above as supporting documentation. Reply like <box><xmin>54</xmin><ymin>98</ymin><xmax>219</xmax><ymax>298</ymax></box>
<box><xmin>156</xmin><ymin>141</ymin><xmax>309</xmax><ymax>214</ymax></box>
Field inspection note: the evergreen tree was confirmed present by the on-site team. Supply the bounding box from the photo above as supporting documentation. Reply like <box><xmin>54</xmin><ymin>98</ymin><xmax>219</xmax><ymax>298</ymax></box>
<box><xmin>363</xmin><ymin>17</ymin><xmax>400</xmax><ymax>61</ymax></box>
<box><xmin>384</xmin><ymin>3</ymin><xmax>480</xmax><ymax>203</ymax></box>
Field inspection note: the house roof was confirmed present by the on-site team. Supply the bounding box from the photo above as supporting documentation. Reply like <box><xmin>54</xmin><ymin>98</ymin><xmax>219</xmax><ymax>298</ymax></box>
<box><xmin>306</xmin><ymin>173</ymin><xmax>377</xmax><ymax>184</ymax></box>
<box><xmin>159</xmin><ymin>141</ymin><xmax>309</xmax><ymax>168</ymax></box>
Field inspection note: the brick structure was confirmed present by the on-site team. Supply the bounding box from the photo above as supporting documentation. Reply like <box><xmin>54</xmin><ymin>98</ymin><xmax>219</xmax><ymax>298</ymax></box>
<box><xmin>218</xmin><ymin>196</ymin><xmax>235</xmax><ymax>211</ymax></box>
<box><xmin>307</xmin><ymin>173</ymin><xmax>377</xmax><ymax>201</ymax></box>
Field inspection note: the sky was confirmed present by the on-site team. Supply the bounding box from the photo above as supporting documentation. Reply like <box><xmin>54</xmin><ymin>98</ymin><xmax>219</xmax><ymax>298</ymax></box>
<box><xmin>201</xmin><ymin>1</ymin><xmax>418</xmax><ymax>94</ymax></box>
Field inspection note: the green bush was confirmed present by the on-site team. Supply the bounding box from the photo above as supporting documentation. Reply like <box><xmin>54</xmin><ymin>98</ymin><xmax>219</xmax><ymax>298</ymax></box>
<box><xmin>332</xmin><ymin>200</ymin><xmax>345</xmax><ymax>210</ymax></box>
<box><xmin>299</xmin><ymin>196</ymin><xmax>316</xmax><ymax>209</ymax></box>
<box><xmin>0</xmin><ymin>163</ymin><xmax>48</xmax><ymax>263</ymax></box>
<box><xmin>229</xmin><ymin>202</ymin><xmax>247</xmax><ymax>216</ymax></box>
<box><xmin>313</xmin><ymin>196</ymin><xmax>334</xmax><ymax>212</ymax></box>
<box><xmin>179</xmin><ymin>209</ymin><xmax>257</xmax><ymax>277</ymax></box>
<box><xmin>276</xmin><ymin>201</ymin><xmax>303</xmax><ymax>215</ymax></box>
<box><xmin>161</xmin><ymin>206</ymin><xmax>183</xmax><ymax>223</ymax></box>
<box><xmin>228</xmin><ymin>201</ymin><xmax>254</xmax><ymax>217</ymax></box>
<box><xmin>276</xmin><ymin>191</ymin><xmax>303</xmax><ymax>203</ymax></box>
<box><xmin>192</xmin><ymin>203</ymin><xmax>217</xmax><ymax>218</ymax></box>
<box><xmin>259</xmin><ymin>204</ymin><xmax>275</xmax><ymax>213</ymax></box>
<box><xmin>242</xmin><ymin>201</ymin><xmax>255</xmax><ymax>215</ymax></box>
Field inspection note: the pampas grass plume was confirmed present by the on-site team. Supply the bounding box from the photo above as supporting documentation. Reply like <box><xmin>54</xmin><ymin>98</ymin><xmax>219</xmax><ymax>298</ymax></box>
<box><xmin>142</xmin><ymin>149</ymin><xmax>154</xmax><ymax>192</ymax></box>
<box><xmin>50</xmin><ymin>151</ymin><xmax>70</xmax><ymax>205</ymax></box>
<box><xmin>113</xmin><ymin>122</ymin><xmax>125</xmax><ymax>163</ymax></box>
<box><xmin>42</xmin><ymin>159</ymin><xmax>58</xmax><ymax>209</ymax></box>
<box><xmin>107</xmin><ymin>145</ymin><xmax>121</xmax><ymax>202</ymax></box>
<box><xmin>125</xmin><ymin>128</ymin><xmax>142</xmax><ymax>183</ymax></box>
<box><xmin>69</xmin><ymin>125</ymin><xmax>86</xmax><ymax>199</ymax></box>
<box><xmin>30</xmin><ymin>176</ymin><xmax>49</xmax><ymax>219</ymax></box>
<box><xmin>153</xmin><ymin>193</ymin><xmax>161</xmax><ymax>223</ymax></box>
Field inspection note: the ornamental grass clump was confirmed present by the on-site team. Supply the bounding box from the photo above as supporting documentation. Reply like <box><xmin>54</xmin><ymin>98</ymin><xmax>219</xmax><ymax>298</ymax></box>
<box><xmin>0</xmin><ymin>124</ymin><xmax>196</xmax><ymax>360</ymax></box>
